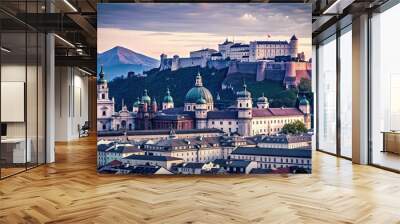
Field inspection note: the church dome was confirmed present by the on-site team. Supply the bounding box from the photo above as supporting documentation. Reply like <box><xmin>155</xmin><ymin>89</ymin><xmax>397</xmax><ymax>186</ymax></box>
<box><xmin>133</xmin><ymin>97</ymin><xmax>141</xmax><ymax>107</ymax></box>
<box><xmin>196</xmin><ymin>97</ymin><xmax>207</xmax><ymax>105</ymax></box>
<box><xmin>141</xmin><ymin>89</ymin><xmax>151</xmax><ymax>105</ymax></box>
<box><xmin>299</xmin><ymin>96</ymin><xmax>310</xmax><ymax>105</ymax></box>
<box><xmin>236</xmin><ymin>83</ymin><xmax>251</xmax><ymax>98</ymax></box>
<box><xmin>163</xmin><ymin>88</ymin><xmax>174</xmax><ymax>103</ymax></box>
<box><xmin>257</xmin><ymin>93</ymin><xmax>268</xmax><ymax>103</ymax></box>
<box><xmin>185</xmin><ymin>72</ymin><xmax>214</xmax><ymax>104</ymax></box>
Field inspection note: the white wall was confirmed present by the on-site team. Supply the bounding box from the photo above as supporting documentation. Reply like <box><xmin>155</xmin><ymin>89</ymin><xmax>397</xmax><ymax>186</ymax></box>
<box><xmin>55</xmin><ymin>67</ymin><xmax>89</xmax><ymax>141</ymax></box>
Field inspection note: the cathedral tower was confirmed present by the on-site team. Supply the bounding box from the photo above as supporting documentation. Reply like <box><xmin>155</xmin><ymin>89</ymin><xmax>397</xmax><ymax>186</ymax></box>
<box><xmin>236</xmin><ymin>83</ymin><xmax>252</xmax><ymax>136</ymax></box>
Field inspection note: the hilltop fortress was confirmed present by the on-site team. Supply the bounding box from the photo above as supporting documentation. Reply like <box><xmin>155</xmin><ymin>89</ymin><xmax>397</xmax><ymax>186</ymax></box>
<box><xmin>159</xmin><ymin>35</ymin><xmax>311</xmax><ymax>89</ymax></box>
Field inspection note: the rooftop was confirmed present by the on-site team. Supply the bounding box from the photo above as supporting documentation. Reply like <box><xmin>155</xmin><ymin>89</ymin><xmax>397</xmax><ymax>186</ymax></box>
<box><xmin>232</xmin><ymin>147</ymin><xmax>312</xmax><ymax>158</ymax></box>
<box><xmin>182</xmin><ymin>163</ymin><xmax>205</xmax><ymax>169</ymax></box>
<box><xmin>98</xmin><ymin>128</ymin><xmax>224</xmax><ymax>137</ymax></box>
<box><xmin>122</xmin><ymin>155</ymin><xmax>183</xmax><ymax>161</ymax></box>
<box><xmin>258</xmin><ymin>134</ymin><xmax>312</xmax><ymax>144</ymax></box>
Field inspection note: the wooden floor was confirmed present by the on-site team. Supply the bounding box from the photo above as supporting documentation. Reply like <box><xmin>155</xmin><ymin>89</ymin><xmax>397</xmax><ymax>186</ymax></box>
<box><xmin>1</xmin><ymin>136</ymin><xmax>400</xmax><ymax>224</ymax></box>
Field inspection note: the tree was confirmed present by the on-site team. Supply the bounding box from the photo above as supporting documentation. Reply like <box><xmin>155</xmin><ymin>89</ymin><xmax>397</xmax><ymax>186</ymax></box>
<box><xmin>270</xmin><ymin>89</ymin><xmax>298</xmax><ymax>108</ymax></box>
<box><xmin>281</xmin><ymin>120</ymin><xmax>308</xmax><ymax>134</ymax></box>
<box><xmin>298</xmin><ymin>78</ymin><xmax>312</xmax><ymax>93</ymax></box>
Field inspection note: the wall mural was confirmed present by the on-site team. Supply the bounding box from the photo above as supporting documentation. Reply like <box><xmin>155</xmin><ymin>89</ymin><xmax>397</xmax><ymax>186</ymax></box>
<box><xmin>97</xmin><ymin>3</ymin><xmax>313</xmax><ymax>175</ymax></box>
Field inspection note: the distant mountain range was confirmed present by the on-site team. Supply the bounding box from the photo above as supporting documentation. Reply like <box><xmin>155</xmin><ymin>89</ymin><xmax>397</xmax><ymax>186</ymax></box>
<box><xmin>97</xmin><ymin>46</ymin><xmax>160</xmax><ymax>80</ymax></box>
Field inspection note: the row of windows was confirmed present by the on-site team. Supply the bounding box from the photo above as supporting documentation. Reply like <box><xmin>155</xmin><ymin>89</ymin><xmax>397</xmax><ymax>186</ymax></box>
<box><xmin>234</xmin><ymin>155</ymin><xmax>309</xmax><ymax>164</ymax></box>
<box><xmin>239</xmin><ymin>103</ymin><xmax>250</xmax><ymax>108</ymax></box>
<box><xmin>187</xmin><ymin>105</ymin><xmax>211</xmax><ymax>110</ymax></box>
<box><xmin>253</xmin><ymin>118</ymin><xmax>300</xmax><ymax>125</ymax></box>
<box><xmin>260</xmin><ymin>163</ymin><xmax>308</xmax><ymax>169</ymax></box>
<box><xmin>211</xmin><ymin>121</ymin><xmax>238</xmax><ymax>125</ymax></box>
<box><xmin>252</xmin><ymin>127</ymin><xmax>282</xmax><ymax>135</ymax></box>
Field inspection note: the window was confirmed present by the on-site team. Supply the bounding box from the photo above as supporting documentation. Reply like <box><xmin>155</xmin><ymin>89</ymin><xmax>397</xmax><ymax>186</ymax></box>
<box><xmin>370</xmin><ymin>4</ymin><xmax>400</xmax><ymax>171</ymax></box>
<box><xmin>102</xmin><ymin>111</ymin><xmax>106</xmax><ymax>116</ymax></box>
<box><xmin>102</xmin><ymin>93</ymin><xmax>105</xmax><ymax>99</ymax></box>
<box><xmin>317</xmin><ymin>35</ymin><xmax>337</xmax><ymax>154</ymax></box>
<box><xmin>340</xmin><ymin>27</ymin><xmax>353</xmax><ymax>158</ymax></box>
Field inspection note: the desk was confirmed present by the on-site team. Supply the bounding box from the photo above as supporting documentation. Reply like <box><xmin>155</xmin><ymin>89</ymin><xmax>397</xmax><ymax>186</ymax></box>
<box><xmin>382</xmin><ymin>131</ymin><xmax>400</xmax><ymax>154</ymax></box>
<box><xmin>1</xmin><ymin>138</ymin><xmax>31</xmax><ymax>164</ymax></box>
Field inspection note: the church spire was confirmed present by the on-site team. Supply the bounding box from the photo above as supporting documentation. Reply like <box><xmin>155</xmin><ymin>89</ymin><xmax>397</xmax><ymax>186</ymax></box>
<box><xmin>99</xmin><ymin>65</ymin><xmax>104</xmax><ymax>79</ymax></box>
<box><xmin>97</xmin><ymin>65</ymin><xmax>107</xmax><ymax>84</ymax></box>
<box><xmin>195</xmin><ymin>71</ymin><xmax>203</xmax><ymax>87</ymax></box>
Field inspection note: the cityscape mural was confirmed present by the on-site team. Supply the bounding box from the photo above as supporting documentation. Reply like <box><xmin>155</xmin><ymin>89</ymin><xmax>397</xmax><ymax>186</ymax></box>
<box><xmin>97</xmin><ymin>3</ymin><xmax>313</xmax><ymax>175</ymax></box>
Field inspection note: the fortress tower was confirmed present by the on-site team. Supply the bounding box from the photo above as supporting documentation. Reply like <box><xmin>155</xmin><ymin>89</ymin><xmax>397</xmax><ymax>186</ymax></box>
<box><xmin>256</xmin><ymin>61</ymin><xmax>267</xmax><ymax>81</ymax></box>
<box><xmin>160</xmin><ymin>53</ymin><xmax>168</xmax><ymax>70</ymax></box>
<box><xmin>284</xmin><ymin>62</ymin><xmax>297</xmax><ymax>89</ymax></box>
<box><xmin>171</xmin><ymin>55</ymin><xmax>180</xmax><ymax>71</ymax></box>
<box><xmin>289</xmin><ymin>34</ymin><xmax>298</xmax><ymax>58</ymax></box>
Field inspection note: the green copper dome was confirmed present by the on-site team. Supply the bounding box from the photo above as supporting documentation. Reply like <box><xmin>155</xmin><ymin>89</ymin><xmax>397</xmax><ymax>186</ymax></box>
<box><xmin>163</xmin><ymin>88</ymin><xmax>174</xmax><ymax>103</ymax></box>
<box><xmin>299</xmin><ymin>96</ymin><xmax>310</xmax><ymax>105</ymax></box>
<box><xmin>236</xmin><ymin>83</ymin><xmax>251</xmax><ymax>98</ymax></box>
<box><xmin>141</xmin><ymin>89</ymin><xmax>151</xmax><ymax>105</ymax></box>
<box><xmin>97</xmin><ymin>65</ymin><xmax>107</xmax><ymax>84</ymax></box>
<box><xmin>133</xmin><ymin>97</ymin><xmax>141</xmax><ymax>107</ymax></box>
<box><xmin>196</xmin><ymin>97</ymin><xmax>207</xmax><ymax>105</ymax></box>
<box><xmin>257</xmin><ymin>93</ymin><xmax>268</xmax><ymax>103</ymax></box>
<box><xmin>185</xmin><ymin>72</ymin><xmax>214</xmax><ymax>104</ymax></box>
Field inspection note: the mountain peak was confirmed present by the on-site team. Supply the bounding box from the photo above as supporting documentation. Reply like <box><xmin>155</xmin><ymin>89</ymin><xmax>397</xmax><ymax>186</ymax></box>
<box><xmin>98</xmin><ymin>46</ymin><xmax>160</xmax><ymax>80</ymax></box>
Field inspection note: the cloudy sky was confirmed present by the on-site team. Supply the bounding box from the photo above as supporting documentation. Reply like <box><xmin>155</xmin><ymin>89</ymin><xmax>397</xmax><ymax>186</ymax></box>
<box><xmin>98</xmin><ymin>3</ymin><xmax>311</xmax><ymax>59</ymax></box>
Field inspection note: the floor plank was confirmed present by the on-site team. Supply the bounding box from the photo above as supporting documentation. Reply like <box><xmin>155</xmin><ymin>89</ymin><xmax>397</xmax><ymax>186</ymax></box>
<box><xmin>1</xmin><ymin>135</ymin><xmax>400</xmax><ymax>224</ymax></box>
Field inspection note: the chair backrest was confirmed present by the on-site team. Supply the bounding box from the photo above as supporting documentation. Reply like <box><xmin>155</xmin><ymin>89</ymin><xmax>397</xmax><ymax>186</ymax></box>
<box><xmin>82</xmin><ymin>121</ymin><xmax>90</xmax><ymax>129</ymax></box>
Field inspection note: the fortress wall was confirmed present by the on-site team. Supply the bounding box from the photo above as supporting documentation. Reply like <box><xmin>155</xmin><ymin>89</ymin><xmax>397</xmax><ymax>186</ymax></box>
<box><xmin>256</xmin><ymin>61</ymin><xmax>267</xmax><ymax>82</ymax></box>
<box><xmin>178</xmin><ymin>57</ymin><xmax>203</xmax><ymax>68</ymax></box>
<box><xmin>227</xmin><ymin>61</ymin><xmax>258</xmax><ymax>76</ymax></box>
<box><xmin>265</xmin><ymin>70</ymin><xmax>285</xmax><ymax>81</ymax></box>
<box><xmin>207</xmin><ymin>60</ymin><xmax>229</xmax><ymax>70</ymax></box>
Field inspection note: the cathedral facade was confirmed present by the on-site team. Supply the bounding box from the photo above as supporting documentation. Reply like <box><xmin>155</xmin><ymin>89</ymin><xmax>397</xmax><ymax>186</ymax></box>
<box><xmin>97</xmin><ymin>66</ymin><xmax>136</xmax><ymax>132</ymax></box>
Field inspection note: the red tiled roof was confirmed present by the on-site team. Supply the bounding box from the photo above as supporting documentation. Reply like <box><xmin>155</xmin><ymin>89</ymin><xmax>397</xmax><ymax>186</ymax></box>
<box><xmin>268</xmin><ymin>108</ymin><xmax>304</xmax><ymax>116</ymax></box>
<box><xmin>252</xmin><ymin>108</ymin><xmax>304</xmax><ymax>117</ymax></box>
<box><xmin>252</xmin><ymin>108</ymin><xmax>273</xmax><ymax>117</ymax></box>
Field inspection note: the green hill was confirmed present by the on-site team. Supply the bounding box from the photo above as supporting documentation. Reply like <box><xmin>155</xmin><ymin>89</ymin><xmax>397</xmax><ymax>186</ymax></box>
<box><xmin>108</xmin><ymin>66</ymin><xmax>299</xmax><ymax>111</ymax></box>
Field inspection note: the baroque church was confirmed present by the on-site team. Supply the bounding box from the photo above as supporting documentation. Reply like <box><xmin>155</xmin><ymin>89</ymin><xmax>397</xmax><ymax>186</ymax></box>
<box><xmin>97</xmin><ymin>66</ymin><xmax>311</xmax><ymax>136</ymax></box>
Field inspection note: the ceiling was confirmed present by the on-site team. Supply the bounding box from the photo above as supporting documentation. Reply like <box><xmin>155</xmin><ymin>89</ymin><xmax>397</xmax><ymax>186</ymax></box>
<box><xmin>0</xmin><ymin>0</ymin><xmax>393</xmax><ymax>73</ymax></box>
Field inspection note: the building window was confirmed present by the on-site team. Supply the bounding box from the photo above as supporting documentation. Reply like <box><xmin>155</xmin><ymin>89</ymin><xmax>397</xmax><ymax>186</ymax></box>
<box><xmin>102</xmin><ymin>124</ymin><xmax>106</xmax><ymax>130</ymax></box>
<box><xmin>102</xmin><ymin>93</ymin><xmax>105</xmax><ymax>99</ymax></box>
<box><xmin>102</xmin><ymin>111</ymin><xmax>106</xmax><ymax>116</ymax></box>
